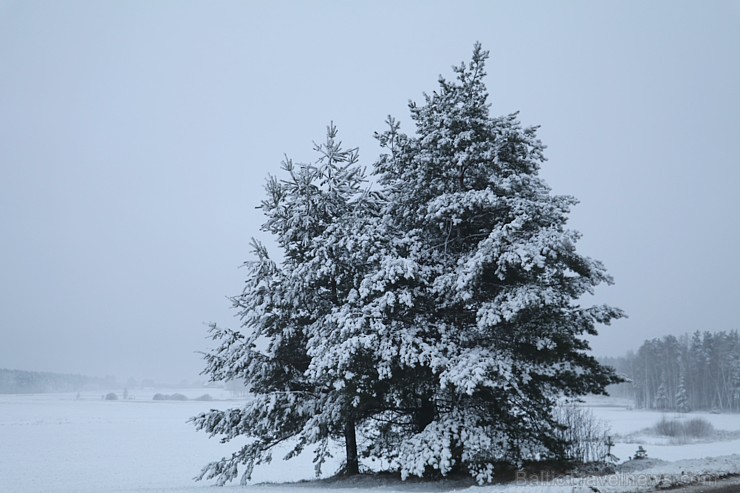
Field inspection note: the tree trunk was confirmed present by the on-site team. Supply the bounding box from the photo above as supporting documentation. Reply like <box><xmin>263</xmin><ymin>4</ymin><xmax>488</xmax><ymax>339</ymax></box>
<box><xmin>344</xmin><ymin>416</ymin><xmax>359</xmax><ymax>476</ymax></box>
<box><xmin>415</xmin><ymin>397</ymin><xmax>435</xmax><ymax>433</ymax></box>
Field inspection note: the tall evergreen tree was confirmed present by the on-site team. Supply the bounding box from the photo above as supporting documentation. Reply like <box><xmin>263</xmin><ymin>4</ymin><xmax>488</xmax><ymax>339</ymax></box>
<box><xmin>370</xmin><ymin>43</ymin><xmax>623</xmax><ymax>482</ymax></box>
<box><xmin>191</xmin><ymin>124</ymin><xmax>376</xmax><ymax>484</ymax></box>
<box><xmin>192</xmin><ymin>44</ymin><xmax>623</xmax><ymax>485</ymax></box>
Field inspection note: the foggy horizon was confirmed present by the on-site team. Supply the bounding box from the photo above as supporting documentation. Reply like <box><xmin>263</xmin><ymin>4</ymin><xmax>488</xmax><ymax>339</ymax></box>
<box><xmin>2</xmin><ymin>1</ymin><xmax>739</xmax><ymax>384</ymax></box>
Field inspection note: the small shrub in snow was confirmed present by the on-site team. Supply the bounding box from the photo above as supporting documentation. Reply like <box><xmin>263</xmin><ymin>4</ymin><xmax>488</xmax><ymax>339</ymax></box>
<box><xmin>685</xmin><ymin>417</ymin><xmax>714</xmax><ymax>438</ymax></box>
<box><xmin>152</xmin><ymin>393</ymin><xmax>188</xmax><ymax>401</ymax></box>
<box><xmin>104</xmin><ymin>392</ymin><xmax>118</xmax><ymax>401</ymax></box>
<box><xmin>654</xmin><ymin>416</ymin><xmax>682</xmax><ymax>437</ymax></box>
<box><xmin>552</xmin><ymin>403</ymin><xmax>612</xmax><ymax>464</ymax></box>
<box><xmin>652</xmin><ymin>416</ymin><xmax>714</xmax><ymax>442</ymax></box>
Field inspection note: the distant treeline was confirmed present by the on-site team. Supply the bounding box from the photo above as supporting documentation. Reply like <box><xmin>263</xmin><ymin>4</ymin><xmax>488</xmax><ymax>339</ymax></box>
<box><xmin>601</xmin><ymin>330</ymin><xmax>740</xmax><ymax>412</ymax></box>
<box><xmin>0</xmin><ymin>368</ymin><xmax>116</xmax><ymax>394</ymax></box>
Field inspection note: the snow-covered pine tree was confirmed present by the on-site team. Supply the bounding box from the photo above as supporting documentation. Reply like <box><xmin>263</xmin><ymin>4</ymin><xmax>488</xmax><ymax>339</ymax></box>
<box><xmin>294</xmin><ymin>125</ymin><xmax>388</xmax><ymax>476</ymax></box>
<box><xmin>654</xmin><ymin>377</ymin><xmax>669</xmax><ymax>410</ymax></box>
<box><xmin>676</xmin><ymin>372</ymin><xmax>690</xmax><ymax>413</ymax></box>
<box><xmin>191</xmin><ymin>124</ymin><xmax>378</xmax><ymax>484</ymax></box>
<box><xmin>370</xmin><ymin>43</ymin><xmax>624</xmax><ymax>483</ymax></box>
<box><xmin>193</xmin><ymin>45</ymin><xmax>623</xmax><ymax>486</ymax></box>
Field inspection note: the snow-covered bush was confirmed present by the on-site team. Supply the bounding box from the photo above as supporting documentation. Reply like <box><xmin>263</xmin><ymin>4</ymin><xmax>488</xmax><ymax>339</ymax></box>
<box><xmin>153</xmin><ymin>393</ymin><xmax>188</xmax><ymax>401</ymax></box>
<box><xmin>684</xmin><ymin>417</ymin><xmax>714</xmax><ymax>438</ymax></box>
<box><xmin>653</xmin><ymin>416</ymin><xmax>714</xmax><ymax>442</ymax></box>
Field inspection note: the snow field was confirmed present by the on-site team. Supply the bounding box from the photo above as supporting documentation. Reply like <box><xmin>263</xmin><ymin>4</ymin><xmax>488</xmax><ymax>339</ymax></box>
<box><xmin>586</xmin><ymin>403</ymin><xmax>740</xmax><ymax>462</ymax></box>
<box><xmin>0</xmin><ymin>390</ymin><xmax>251</xmax><ymax>492</ymax></box>
<box><xmin>1</xmin><ymin>392</ymin><xmax>739</xmax><ymax>492</ymax></box>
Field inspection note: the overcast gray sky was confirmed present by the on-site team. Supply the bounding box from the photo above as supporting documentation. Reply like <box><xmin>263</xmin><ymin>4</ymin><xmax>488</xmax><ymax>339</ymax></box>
<box><xmin>1</xmin><ymin>1</ymin><xmax>739</xmax><ymax>384</ymax></box>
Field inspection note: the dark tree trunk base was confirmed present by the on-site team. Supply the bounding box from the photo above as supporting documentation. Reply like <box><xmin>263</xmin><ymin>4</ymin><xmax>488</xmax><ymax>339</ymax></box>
<box><xmin>344</xmin><ymin>417</ymin><xmax>359</xmax><ymax>476</ymax></box>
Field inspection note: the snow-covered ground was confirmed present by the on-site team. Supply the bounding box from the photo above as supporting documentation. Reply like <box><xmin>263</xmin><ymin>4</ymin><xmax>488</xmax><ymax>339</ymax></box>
<box><xmin>1</xmin><ymin>391</ymin><xmax>739</xmax><ymax>492</ymax></box>
<box><xmin>0</xmin><ymin>389</ymin><xmax>238</xmax><ymax>492</ymax></box>
<box><xmin>581</xmin><ymin>395</ymin><xmax>740</xmax><ymax>463</ymax></box>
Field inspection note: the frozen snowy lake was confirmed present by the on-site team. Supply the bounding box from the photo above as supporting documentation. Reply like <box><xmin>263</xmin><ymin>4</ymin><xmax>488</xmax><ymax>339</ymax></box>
<box><xmin>2</xmin><ymin>391</ymin><xmax>740</xmax><ymax>492</ymax></box>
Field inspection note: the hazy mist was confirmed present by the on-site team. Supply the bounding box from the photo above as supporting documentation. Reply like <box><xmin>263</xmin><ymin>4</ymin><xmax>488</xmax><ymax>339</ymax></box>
<box><xmin>1</xmin><ymin>0</ymin><xmax>739</xmax><ymax>383</ymax></box>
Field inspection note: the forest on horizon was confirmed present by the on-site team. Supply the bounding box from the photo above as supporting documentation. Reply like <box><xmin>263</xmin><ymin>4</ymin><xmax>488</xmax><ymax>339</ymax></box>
<box><xmin>4</xmin><ymin>329</ymin><xmax>739</xmax><ymax>413</ymax></box>
<box><xmin>602</xmin><ymin>329</ymin><xmax>740</xmax><ymax>413</ymax></box>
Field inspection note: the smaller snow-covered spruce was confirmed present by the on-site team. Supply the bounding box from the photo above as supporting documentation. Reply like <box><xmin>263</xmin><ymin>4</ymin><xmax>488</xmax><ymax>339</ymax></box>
<box><xmin>654</xmin><ymin>378</ymin><xmax>669</xmax><ymax>410</ymax></box>
<box><xmin>191</xmin><ymin>43</ymin><xmax>623</xmax><ymax>486</ymax></box>
<box><xmin>675</xmin><ymin>372</ymin><xmax>690</xmax><ymax>413</ymax></box>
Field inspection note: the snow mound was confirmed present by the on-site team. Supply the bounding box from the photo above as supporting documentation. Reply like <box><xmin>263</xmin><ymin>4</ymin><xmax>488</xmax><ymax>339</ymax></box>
<box><xmin>244</xmin><ymin>456</ymin><xmax>740</xmax><ymax>493</ymax></box>
<box><xmin>461</xmin><ymin>454</ymin><xmax>740</xmax><ymax>493</ymax></box>
<box><xmin>616</xmin><ymin>458</ymin><xmax>667</xmax><ymax>473</ymax></box>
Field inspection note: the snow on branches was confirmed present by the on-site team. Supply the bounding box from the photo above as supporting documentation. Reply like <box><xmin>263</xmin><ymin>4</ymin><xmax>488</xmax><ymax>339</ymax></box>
<box><xmin>193</xmin><ymin>43</ymin><xmax>623</xmax><ymax>486</ymax></box>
